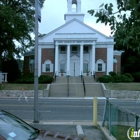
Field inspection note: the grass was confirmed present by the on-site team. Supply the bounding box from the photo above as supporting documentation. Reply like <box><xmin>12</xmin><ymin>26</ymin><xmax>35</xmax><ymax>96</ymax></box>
<box><xmin>111</xmin><ymin>125</ymin><xmax>133</xmax><ymax>140</ymax></box>
<box><xmin>0</xmin><ymin>84</ymin><xmax>47</xmax><ymax>90</ymax></box>
<box><xmin>0</xmin><ymin>82</ymin><xmax>140</xmax><ymax>91</ymax></box>
<box><xmin>104</xmin><ymin>83</ymin><xmax>140</xmax><ymax>91</ymax></box>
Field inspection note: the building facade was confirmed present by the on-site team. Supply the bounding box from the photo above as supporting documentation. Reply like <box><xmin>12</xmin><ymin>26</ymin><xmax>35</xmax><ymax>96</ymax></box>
<box><xmin>24</xmin><ymin>0</ymin><xmax>122</xmax><ymax>78</ymax></box>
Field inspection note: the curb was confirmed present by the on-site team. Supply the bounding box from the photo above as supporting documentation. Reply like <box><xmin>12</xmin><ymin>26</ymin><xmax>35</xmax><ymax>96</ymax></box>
<box><xmin>99</xmin><ymin>125</ymin><xmax>116</xmax><ymax>140</ymax></box>
<box><xmin>76</xmin><ymin>125</ymin><xmax>84</xmax><ymax>138</ymax></box>
<box><xmin>28</xmin><ymin>121</ymin><xmax>93</xmax><ymax>126</ymax></box>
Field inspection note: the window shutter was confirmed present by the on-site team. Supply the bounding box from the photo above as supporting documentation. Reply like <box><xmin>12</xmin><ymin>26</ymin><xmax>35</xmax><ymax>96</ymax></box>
<box><xmin>102</xmin><ymin>63</ymin><xmax>105</xmax><ymax>71</ymax></box>
<box><xmin>50</xmin><ymin>64</ymin><xmax>53</xmax><ymax>72</ymax></box>
<box><xmin>42</xmin><ymin>64</ymin><xmax>45</xmax><ymax>72</ymax></box>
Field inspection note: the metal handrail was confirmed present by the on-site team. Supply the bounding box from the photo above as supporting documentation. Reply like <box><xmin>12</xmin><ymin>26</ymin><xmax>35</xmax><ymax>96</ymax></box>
<box><xmin>54</xmin><ymin>73</ymin><xmax>57</xmax><ymax>82</ymax></box>
<box><xmin>81</xmin><ymin>76</ymin><xmax>86</xmax><ymax>96</ymax></box>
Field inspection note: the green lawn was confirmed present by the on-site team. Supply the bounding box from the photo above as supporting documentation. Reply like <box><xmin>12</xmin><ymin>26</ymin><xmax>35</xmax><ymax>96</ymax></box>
<box><xmin>111</xmin><ymin>125</ymin><xmax>133</xmax><ymax>140</ymax></box>
<box><xmin>0</xmin><ymin>84</ymin><xmax>47</xmax><ymax>90</ymax></box>
<box><xmin>1</xmin><ymin>82</ymin><xmax>140</xmax><ymax>90</ymax></box>
<box><xmin>104</xmin><ymin>83</ymin><xmax>140</xmax><ymax>91</ymax></box>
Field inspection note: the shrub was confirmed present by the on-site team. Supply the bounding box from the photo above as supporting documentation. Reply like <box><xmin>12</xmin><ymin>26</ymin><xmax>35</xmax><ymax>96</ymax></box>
<box><xmin>15</xmin><ymin>74</ymin><xmax>54</xmax><ymax>84</ymax></box>
<box><xmin>98</xmin><ymin>75</ymin><xmax>114</xmax><ymax>83</ymax></box>
<box><xmin>120</xmin><ymin>75</ymin><xmax>132</xmax><ymax>82</ymax></box>
<box><xmin>132</xmin><ymin>72</ymin><xmax>140</xmax><ymax>82</ymax></box>
<box><xmin>39</xmin><ymin>75</ymin><xmax>53</xmax><ymax>83</ymax></box>
<box><xmin>109</xmin><ymin>71</ymin><xmax>117</xmax><ymax>77</ymax></box>
<box><xmin>124</xmin><ymin>73</ymin><xmax>134</xmax><ymax>82</ymax></box>
<box><xmin>14</xmin><ymin>73</ymin><xmax>34</xmax><ymax>83</ymax></box>
<box><xmin>113</xmin><ymin>75</ymin><xmax>122</xmax><ymax>83</ymax></box>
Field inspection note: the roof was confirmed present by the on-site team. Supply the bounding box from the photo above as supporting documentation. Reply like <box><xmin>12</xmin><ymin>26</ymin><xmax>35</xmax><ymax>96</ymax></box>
<box><xmin>39</xmin><ymin>18</ymin><xmax>114</xmax><ymax>41</ymax></box>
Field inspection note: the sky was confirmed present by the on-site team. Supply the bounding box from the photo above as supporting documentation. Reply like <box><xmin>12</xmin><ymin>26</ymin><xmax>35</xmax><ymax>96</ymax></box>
<box><xmin>39</xmin><ymin>0</ymin><xmax>117</xmax><ymax>37</ymax></box>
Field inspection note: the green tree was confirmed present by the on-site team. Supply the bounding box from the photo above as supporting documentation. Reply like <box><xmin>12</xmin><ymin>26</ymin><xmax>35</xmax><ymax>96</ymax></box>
<box><xmin>2</xmin><ymin>58</ymin><xmax>21</xmax><ymax>82</ymax></box>
<box><xmin>88</xmin><ymin>0</ymin><xmax>140</xmax><ymax>52</ymax></box>
<box><xmin>0</xmin><ymin>0</ymin><xmax>45</xmax><ymax>70</ymax></box>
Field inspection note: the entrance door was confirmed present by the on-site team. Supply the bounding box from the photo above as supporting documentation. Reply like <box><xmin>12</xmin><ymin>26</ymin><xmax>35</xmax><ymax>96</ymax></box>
<box><xmin>70</xmin><ymin>61</ymin><xmax>80</xmax><ymax>76</ymax></box>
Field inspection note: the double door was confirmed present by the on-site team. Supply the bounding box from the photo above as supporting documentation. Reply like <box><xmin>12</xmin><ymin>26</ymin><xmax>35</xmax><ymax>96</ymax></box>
<box><xmin>70</xmin><ymin>60</ymin><xmax>80</xmax><ymax>76</ymax></box>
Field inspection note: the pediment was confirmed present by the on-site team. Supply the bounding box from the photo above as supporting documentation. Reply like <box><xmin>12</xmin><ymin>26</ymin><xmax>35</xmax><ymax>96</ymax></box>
<box><xmin>70</xmin><ymin>54</ymin><xmax>80</xmax><ymax>59</ymax></box>
<box><xmin>39</xmin><ymin>19</ymin><xmax>112</xmax><ymax>43</ymax></box>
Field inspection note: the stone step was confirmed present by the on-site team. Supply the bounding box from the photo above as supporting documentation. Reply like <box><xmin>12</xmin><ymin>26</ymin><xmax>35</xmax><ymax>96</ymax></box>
<box><xmin>84</xmin><ymin>76</ymin><xmax>95</xmax><ymax>83</ymax></box>
<box><xmin>49</xmin><ymin>84</ymin><xmax>84</xmax><ymax>97</ymax></box>
<box><xmin>54</xmin><ymin>76</ymin><xmax>95</xmax><ymax>84</ymax></box>
<box><xmin>85</xmin><ymin>84</ymin><xmax>104</xmax><ymax>97</ymax></box>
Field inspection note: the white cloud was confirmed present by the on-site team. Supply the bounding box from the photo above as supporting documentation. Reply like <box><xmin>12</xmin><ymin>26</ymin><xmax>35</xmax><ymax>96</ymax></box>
<box><xmin>39</xmin><ymin>0</ymin><xmax>116</xmax><ymax>36</ymax></box>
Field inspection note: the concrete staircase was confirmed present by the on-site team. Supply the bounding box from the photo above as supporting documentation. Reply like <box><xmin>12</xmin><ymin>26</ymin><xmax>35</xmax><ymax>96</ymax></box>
<box><xmin>49</xmin><ymin>76</ymin><xmax>104</xmax><ymax>97</ymax></box>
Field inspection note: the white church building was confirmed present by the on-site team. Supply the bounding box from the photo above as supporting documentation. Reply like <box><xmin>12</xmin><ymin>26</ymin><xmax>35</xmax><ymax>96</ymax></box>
<box><xmin>24</xmin><ymin>0</ymin><xmax>122</xmax><ymax>78</ymax></box>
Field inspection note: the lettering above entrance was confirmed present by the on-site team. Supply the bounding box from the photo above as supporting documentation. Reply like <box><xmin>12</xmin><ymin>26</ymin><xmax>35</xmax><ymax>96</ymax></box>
<box><xmin>56</xmin><ymin>40</ymin><xmax>94</xmax><ymax>44</ymax></box>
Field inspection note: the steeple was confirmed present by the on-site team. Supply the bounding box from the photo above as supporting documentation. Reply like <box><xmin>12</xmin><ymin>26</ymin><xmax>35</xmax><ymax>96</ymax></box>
<box><xmin>67</xmin><ymin>0</ymin><xmax>81</xmax><ymax>13</ymax></box>
<box><xmin>64</xmin><ymin>0</ymin><xmax>84</xmax><ymax>22</ymax></box>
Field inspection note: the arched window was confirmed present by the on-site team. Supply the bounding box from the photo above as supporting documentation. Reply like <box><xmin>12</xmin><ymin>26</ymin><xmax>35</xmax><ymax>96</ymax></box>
<box><xmin>42</xmin><ymin>60</ymin><xmax>53</xmax><ymax>72</ymax></box>
<box><xmin>96</xmin><ymin>59</ymin><xmax>105</xmax><ymax>72</ymax></box>
<box><xmin>29</xmin><ymin>59</ymin><xmax>34</xmax><ymax>73</ymax></box>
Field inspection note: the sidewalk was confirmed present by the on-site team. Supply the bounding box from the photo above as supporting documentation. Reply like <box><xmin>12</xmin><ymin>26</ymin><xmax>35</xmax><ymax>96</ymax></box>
<box><xmin>30</xmin><ymin>123</ymin><xmax>108</xmax><ymax>140</ymax></box>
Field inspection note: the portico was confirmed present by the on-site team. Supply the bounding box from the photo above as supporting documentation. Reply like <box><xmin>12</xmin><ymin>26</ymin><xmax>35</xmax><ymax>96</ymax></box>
<box><xmin>54</xmin><ymin>40</ymin><xmax>96</xmax><ymax>76</ymax></box>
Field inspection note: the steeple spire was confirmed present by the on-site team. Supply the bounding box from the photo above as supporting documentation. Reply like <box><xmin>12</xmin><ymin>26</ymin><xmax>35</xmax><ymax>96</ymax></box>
<box><xmin>65</xmin><ymin>0</ymin><xmax>84</xmax><ymax>22</ymax></box>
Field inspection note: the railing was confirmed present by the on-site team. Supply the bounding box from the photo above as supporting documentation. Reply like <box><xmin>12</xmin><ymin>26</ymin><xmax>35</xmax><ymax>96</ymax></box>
<box><xmin>54</xmin><ymin>73</ymin><xmax>57</xmax><ymax>82</ymax></box>
<box><xmin>67</xmin><ymin>75</ymin><xmax>69</xmax><ymax>97</ymax></box>
<box><xmin>81</xmin><ymin>75</ymin><xmax>86</xmax><ymax>96</ymax></box>
<box><xmin>92</xmin><ymin>71</ymin><xmax>96</xmax><ymax>81</ymax></box>
<box><xmin>0</xmin><ymin>72</ymin><xmax>8</xmax><ymax>83</ymax></box>
<box><xmin>102</xmin><ymin>98</ymin><xmax>140</xmax><ymax>140</ymax></box>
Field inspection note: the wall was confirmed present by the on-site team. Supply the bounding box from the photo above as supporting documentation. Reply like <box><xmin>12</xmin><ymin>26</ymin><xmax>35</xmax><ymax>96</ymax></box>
<box><xmin>42</xmin><ymin>48</ymin><xmax>55</xmax><ymax>76</ymax></box>
<box><xmin>104</xmin><ymin>89</ymin><xmax>140</xmax><ymax>99</ymax></box>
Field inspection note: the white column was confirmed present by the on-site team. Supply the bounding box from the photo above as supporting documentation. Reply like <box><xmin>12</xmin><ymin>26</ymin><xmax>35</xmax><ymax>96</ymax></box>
<box><xmin>107</xmin><ymin>46</ymin><xmax>113</xmax><ymax>75</ymax></box>
<box><xmin>4</xmin><ymin>73</ymin><xmax>7</xmax><ymax>82</ymax></box>
<box><xmin>91</xmin><ymin>43</ymin><xmax>95</xmax><ymax>75</ymax></box>
<box><xmin>67</xmin><ymin>44</ymin><xmax>70</xmax><ymax>75</ymax></box>
<box><xmin>55</xmin><ymin>44</ymin><xmax>59</xmax><ymax>76</ymax></box>
<box><xmin>80</xmin><ymin>44</ymin><xmax>83</xmax><ymax>75</ymax></box>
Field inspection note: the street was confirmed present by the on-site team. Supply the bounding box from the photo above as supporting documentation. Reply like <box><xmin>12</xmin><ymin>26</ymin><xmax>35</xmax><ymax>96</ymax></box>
<box><xmin>0</xmin><ymin>98</ymin><xmax>140</xmax><ymax>122</ymax></box>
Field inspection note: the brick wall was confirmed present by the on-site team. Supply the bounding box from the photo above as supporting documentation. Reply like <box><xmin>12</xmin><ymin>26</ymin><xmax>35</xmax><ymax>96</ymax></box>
<box><xmin>95</xmin><ymin>48</ymin><xmax>107</xmax><ymax>78</ymax></box>
<box><xmin>95</xmin><ymin>48</ymin><xmax>107</xmax><ymax>63</ymax></box>
<box><xmin>41</xmin><ymin>48</ymin><xmax>55</xmax><ymax>76</ymax></box>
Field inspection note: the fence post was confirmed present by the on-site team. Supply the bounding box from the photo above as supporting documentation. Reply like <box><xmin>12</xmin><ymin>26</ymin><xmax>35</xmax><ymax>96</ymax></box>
<box><xmin>134</xmin><ymin>115</ymin><xmax>139</xmax><ymax>140</ymax></box>
<box><xmin>109</xmin><ymin>102</ymin><xmax>111</xmax><ymax>136</ymax></box>
<box><xmin>93</xmin><ymin>97</ymin><xmax>98</xmax><ymax>126</ymax></box>
<box><xmin>102</xmin><ymin>97</ymin><xmax>108</xmax><ymax>127</ymax></box>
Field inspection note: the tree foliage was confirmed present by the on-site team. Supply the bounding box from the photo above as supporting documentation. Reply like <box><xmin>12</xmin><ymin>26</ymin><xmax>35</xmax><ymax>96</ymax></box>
<box><xmin>0</xmin><ymin>0</ymin><xmax>45</xmax><ymax>59</ymax></box>
<box><xmin>88</xmin><ymin>0</ymin><xmax>140</xmax><ymax>52</ymax></box>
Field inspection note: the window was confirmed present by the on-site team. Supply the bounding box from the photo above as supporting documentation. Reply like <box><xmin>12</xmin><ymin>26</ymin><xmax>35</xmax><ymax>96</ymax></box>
<box><xmin>60</xmin><ymin>46</ymin><xmax>66</xmax><ymax>53</ymax></box>
<box><xmin>84</xmin><ymin>46</ymin><xmax>88</xmax><ymax>53</ymax></box>
<box><xmin>60</xmin><ymin>61</ymin><xmax>65</xmax><ymax>72</ymax></box>
<box><xmin>83</xmin><ymin>61</ymin><xmax>88</xmax><ymax>73</ymax></box>
<box><xmin>96</xmin><ymin>59</ymin><xmax>105</xmax><ymax>72</ymax></box>
<box><xmin>46</xmin><ymin>64</ymin><xmax>50</xmax><ymax>72</ymax></box>
<box><xmin>72</xmin><ymin>46</ymin><xmax>77</xmax><ymax>54</ymax></box>
<box><xmin>42</xmin><ymin>60</ymin><xmax>53</xmax><ymax>73</ymax></box>
<box><xmin>98</xmin><ymin>64</ymin><xmax>102</xmax><ymax>71</ymax></box>
<box><xmin>29</xmin><ymin>59</ymin><xmax>34</xmax><ymax>73</ymax></box>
